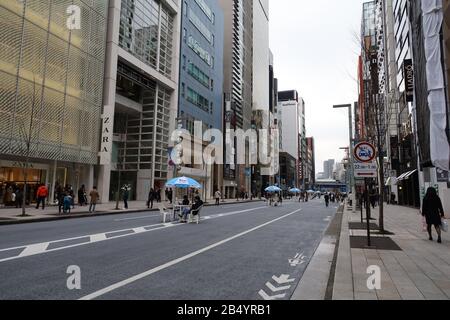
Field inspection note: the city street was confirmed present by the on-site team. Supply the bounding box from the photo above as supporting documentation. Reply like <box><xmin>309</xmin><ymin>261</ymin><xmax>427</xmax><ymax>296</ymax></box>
<box><xmin>0</xmin><ymin>199</ymin><xmax>337</xmax><ymax>300</ymax></box>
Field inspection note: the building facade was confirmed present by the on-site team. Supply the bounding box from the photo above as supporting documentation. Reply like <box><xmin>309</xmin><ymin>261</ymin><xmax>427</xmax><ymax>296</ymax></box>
<box><xmin>176</xmin><ymin>0</ymin><xmax>224</xmax><ymax>200</ymax></box>
<box><xmin>219</xmin><ymin>0</ymin><xmax>254</xmax><ymax>199</ymax></box>
<box><xmin>305</xmin><ymin>137</ymin><xmax>315</xmax><ymax>188</ymax></box>
<box><xmin>0</xmin><ymin>0</ymin><xmax>108</xmax><ymax>204</ymax></box>
<box><xmin>98</xmin><ymin>0</ymin><xmax>182</xmax><ymax>202</ymax></box>
<box><xmin>277</xmin><ymin>90</ymin><xmax>304</xmax><ymax>189</ymax></box>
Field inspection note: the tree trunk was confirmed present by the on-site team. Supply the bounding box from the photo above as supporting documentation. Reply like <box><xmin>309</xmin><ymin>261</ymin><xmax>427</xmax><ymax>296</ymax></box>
<box><xmin>378</xmin><ymin>152</ymin><xmax>385</xmax><ymax>232</ymax></box>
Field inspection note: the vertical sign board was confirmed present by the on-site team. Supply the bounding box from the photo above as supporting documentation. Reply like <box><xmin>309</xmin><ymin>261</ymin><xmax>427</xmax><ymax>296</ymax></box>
<box><xmin>99</xmin><ymin>109</ymin><xmax>114</xmax><ymax>165</ymax></box>
<box><xmin>404</xmin><ymin>59</ymin><xmax>414</xmax><ymax>102</ymax></box>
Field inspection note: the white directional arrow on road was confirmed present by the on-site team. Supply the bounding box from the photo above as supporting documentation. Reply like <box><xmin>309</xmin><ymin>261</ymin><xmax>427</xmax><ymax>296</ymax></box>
<box><xmin>258</xmin><ymin>289</ymin><xmax>286</xmax><ymax>300</ymax></box>
<box><xmin>272</xmin><ymin>274</ymin><xmax>295</xmax><ymax>285</ymax></box>
<box><xmin>265</xmin><ymin>281</ymin><xmax>291</xmax><ymax>292</ymax></box>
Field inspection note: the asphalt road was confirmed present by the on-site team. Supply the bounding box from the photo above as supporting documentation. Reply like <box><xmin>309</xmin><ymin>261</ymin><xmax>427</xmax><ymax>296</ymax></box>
<box><xmin>0</xmin><ymin>199</ymin><xmax>338</xmax><ymax>300</ymax></box>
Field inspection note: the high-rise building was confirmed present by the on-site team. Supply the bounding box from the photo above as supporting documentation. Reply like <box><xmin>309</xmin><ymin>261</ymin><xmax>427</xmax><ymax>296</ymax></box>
<box><xmin>99</xmin><ymin>0</ymin><xmax>182</xmax><ymax>201</ymax></box>
<box><xmin>219</xmin><ymin>0</ymin><xmax>254</xmax><ymax>199</ymax></box>
<box><xmin>322</xmin><ymin>159</ymin><xmax>335</xmax><ymax>180</ymax></box>
<box><xmin>176</xmin><ymin>0</ymin><xmax>224</xmax><ymax>199</ymax></box>
<box><xmin>0</xmin><ymin>0</ymin><xmax>108</xmax><ymax>203</ymax></box>
<box><xmin>278</xmin><ymin>90</ymin><xmax>305</xmax><ymax>188</ymax></box>
<box><xmin>305</xmin><ymin>137</ymin><xmax>315</xmax><ymax>188</ymax></box>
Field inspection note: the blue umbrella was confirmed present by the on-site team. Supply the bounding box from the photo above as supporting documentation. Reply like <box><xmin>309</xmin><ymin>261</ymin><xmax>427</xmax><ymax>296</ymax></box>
<box><xmin>265</xmin><ymin>186</ymin><xmax>282</xmax><ymax>193</ymax></box>
<box><xmin>289</xmin><ymin>188</ymin><xmax>301</xmax><ymax>193</ymax></box>
<box><xmin>165</xmin><ymin>176</ymin><xmax>202</xmax><ymax>189</ymax></box>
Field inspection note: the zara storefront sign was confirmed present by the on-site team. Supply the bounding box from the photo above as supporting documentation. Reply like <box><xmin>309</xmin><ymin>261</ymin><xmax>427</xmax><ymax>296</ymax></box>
<box><xmin>404</xmin><ymin>59</ymin><xmax>414</xmax><ymax>102</ymax></box>
<box><xmin>99</xmin><ymin>111</ymin><xmax>114</xmax><ymax>165</ymax></box>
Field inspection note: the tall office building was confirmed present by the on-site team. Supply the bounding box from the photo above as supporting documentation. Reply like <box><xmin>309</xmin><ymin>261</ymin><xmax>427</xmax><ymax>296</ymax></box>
<box><xmin>177</xmin><ymin>0</ymin><xmax>224</xmax><ymax>199</ymax></box>
<box><xmin>0</xmin><ymin>0</ymin><xmax>108</xmax><ymax>203</ymax></box>
<box><xmin>219</xmin><ymin>0</ymin><xmax>254</xmax><ymax>198</ymax></box>
<box><xmin>98</xmin><ymin>0</ymin><xmax>182</xmax><ymax>201</ymax></box>
<box><xmin>278</xmin><ymin>90</ymin><xmax>305</xmax><ymax>188</ymax></box>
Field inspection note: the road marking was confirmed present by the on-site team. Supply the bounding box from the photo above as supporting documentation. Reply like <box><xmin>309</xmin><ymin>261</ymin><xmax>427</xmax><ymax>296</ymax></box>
<box><xmin>18</xmin><ymin>243</ymin><xmax>49</xmax><ymax>257</ymax></box>
<box><xmin>288</xmin><ymin>253</ymin><xmax>306</xmax><ymax>267</ymax></box>
<box><xmin>114</xmin><ymin>214</ymin><xmax>160</xmax><ymax>222</ymax></box>
<box><xmin>0</xmin><ymin>206</ymin><xmax>268</xmax><ymax>263</ymax></box>
<box><xmin>90</xmin><ymin>234</ymin><xmax>107</xmax><ymax>242</ymax></box>
<box><xmin>258</xmin><ymin>290</ymin><xmax>286</xmax><ymax>300</ymax></box>
<box><xmin>272</xmin><ymin>274</ymin><xmax>295</xmax><ymax>284</ymax></box>
<box><xmin>79</xmin><ymin>208</ymin><xmax>302</xmax><ymax>300</ymax></box>
<box><xmin>265</xmin><ymin>282</ymin><xmax>291</xmax><ymax>292</ymax></box>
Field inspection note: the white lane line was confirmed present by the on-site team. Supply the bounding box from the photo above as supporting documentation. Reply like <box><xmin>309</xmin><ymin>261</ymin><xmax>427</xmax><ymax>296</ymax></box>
<box><xmin>90</xmin><ymin>234</ymin><xmax>107</xmax><ymax>243</ymax></box>
<box><xmin>113</xmin><ymin>203</ymin><xmax>258</xmax><ymax>222</ymax></box>
<box><xmin>0</xmin><ymin>206</ymin><xmax>267</xmax><ymax>263</ymax></box>
<box><xmin>114</xmin><ymin>214</ymin><xmax>160</xmax><ymax>222</ymax></box>
<box><xmin>18</xmin><ymin>242</ymin><xmax>49</xmax><ymax>257</ymax></box>
<box><xmin>133</xmin><ymin>227</ymin><xmax>147</xmax><ymax>234</ymax></box>
<box><xmin>79</xmin><ymin>208</ymin><xmax>302</xmax><ymax>300</ymax></box>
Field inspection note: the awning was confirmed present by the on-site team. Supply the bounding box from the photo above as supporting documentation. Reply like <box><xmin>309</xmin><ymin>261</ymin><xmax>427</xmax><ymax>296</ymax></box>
<box><xmin>397</xmin><ymin>169</ymin><xmax>418</xmax><ymax>181</ymax></box>
<box><xmin>386</xmin><ymin>176</ymin><xmax>398</xmax><ymax>186</ymax></box>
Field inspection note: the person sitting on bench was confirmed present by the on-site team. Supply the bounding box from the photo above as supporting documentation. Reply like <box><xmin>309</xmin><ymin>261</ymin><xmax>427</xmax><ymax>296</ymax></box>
<box><xmin>180</xmin><ymin>196</ymin><xmax>203</xmax><ymax>223</ymax></box>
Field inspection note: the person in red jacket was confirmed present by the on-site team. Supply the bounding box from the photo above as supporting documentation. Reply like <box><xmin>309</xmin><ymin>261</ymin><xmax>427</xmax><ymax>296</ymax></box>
<box><xmin>35</xmin><ymin>184</ymin><xmax>48</xmax><ymax>210</ymax></box>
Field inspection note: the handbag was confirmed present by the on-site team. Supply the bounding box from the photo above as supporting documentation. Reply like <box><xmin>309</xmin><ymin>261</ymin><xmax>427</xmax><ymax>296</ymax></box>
<box><xmin>442</xmin><ymin>219</ymin><xmax>449</xmax><ymax>233</ymax></box>
<box><xmin>422</xmin><ymin>216</ymin><xmax>427</xmax><ymax>232</ymax></box>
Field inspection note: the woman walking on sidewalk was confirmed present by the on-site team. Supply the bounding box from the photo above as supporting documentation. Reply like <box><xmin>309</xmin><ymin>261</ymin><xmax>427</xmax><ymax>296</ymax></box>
<box><xmin>422</xmin><ymin>187</ymin><xmax>445</xmax><ymax>243</ymax></box>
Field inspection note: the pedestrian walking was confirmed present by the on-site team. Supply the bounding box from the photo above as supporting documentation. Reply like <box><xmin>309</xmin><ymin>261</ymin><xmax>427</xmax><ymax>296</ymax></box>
<box><xmin>68</xmin><ymin>186</ymin><xmax>75</xmax><ymax>209</ymax></box>
<box><xmin>421</xmin><ymin>187</ymin><xmax>446</xmax><ymax>243</ymax></box>
<box><xmin>156</xmin><ymin>189</ymin><xmax>161</xmax><ymax>203</ymax></box>
<box><xmin>168</xmin><ymin>188</ymin><xmax>173</xmax><ymax>204</ymax></box>
<box><xmin>324</xmin><ymin>193</ymin><xmax>330</xmax><ymax>207</ymax></box>
<box><xmin>15</xmin><ymin>188</ymin><xmax>23</xmax><ymax>208</ymax></box>
<box><xmin>147</xmin><ymin>188</ymin><xmax>155</xmax><ymax>209</ymax></box>
<box><xmin>57</xmin><ymin>185</ymin><xmax>64</xmax><ymax>214</ymax></box>
<box><xmin>78</xmin><ymin>185</ymin><xmax>87</xmax><ymax>206</ymax></box>
<box><xmin>35</xmin><ymin>184</ymin><xmax>48</xmax><ymax>210</ymax></box>
<box><xmin>123</xmin><ymin>186</ymin><xmax>129</xmax><ymax>209</ymax></box>
<box><xmin>89</xmin><ymin>186</ymin><xmax>99</xmax><ymax>213</ymax></box>
<box><xmin>63</xmin><ymin>192</ymin><xmax>72</xmax><ymax>214</ymax></box>
<box><xmin>215</xmin><ymin>190</ymin><xmax>221</xmax><ymax>206</ymax></box>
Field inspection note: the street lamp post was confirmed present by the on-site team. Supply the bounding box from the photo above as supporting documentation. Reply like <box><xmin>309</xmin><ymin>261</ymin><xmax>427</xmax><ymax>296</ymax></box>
<box><xmin>333</xmin><ymin>104</ymin><xmax>356</xmax><ymax>213</ymax></box>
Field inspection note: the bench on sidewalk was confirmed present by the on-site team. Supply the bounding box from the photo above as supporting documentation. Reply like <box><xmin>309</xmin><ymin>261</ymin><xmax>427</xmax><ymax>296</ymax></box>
<box><xmin>188</xmin><ymin>206</ymin><xmax>203</xmax><ymax>224</ymax></box>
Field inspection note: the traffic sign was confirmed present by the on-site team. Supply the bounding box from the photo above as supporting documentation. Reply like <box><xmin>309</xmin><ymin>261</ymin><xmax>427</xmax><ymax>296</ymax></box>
<box><xmin>354</xmin><ymin>142</ymin><xmax>376</xmax><ymax>163</ymax></box>
<box><xmin>354</xmin><ymin>161</ymin><xmax>378</xmax><ymax>178</ymax></box>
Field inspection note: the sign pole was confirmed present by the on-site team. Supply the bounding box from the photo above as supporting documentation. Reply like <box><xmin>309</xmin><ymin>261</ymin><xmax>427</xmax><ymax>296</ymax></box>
<box><xmin>365</xmin><ymin>178</ymin><xmax>371</xmax><ymax>247</ymax></box>
<box><xmin>360</xmin><ymin>191</ymin><xmax>364</xmax><ymax>224</ymax></box>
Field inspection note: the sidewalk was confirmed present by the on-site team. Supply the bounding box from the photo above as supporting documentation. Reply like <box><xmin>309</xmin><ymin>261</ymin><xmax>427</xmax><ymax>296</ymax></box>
<box><xmin>332</xmin><ymin>203</ymin><xmax>450</xmax><ymax>300</ymax></box>
<box><xmin>0</xmin><ymin>198</ymin><xmax>262</xmax><ymax>225</ymax></box>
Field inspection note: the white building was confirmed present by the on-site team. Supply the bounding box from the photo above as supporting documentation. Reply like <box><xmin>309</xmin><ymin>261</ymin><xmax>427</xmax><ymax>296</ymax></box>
<box><xmin>98</xmin><ymin>0</ymin><xmax>182</xmax><ymax>202</ymax></box>
<box><xmin>278</xmin><ymin>90</ymin><xmax>306</xmax><ymax>185</ymax></box>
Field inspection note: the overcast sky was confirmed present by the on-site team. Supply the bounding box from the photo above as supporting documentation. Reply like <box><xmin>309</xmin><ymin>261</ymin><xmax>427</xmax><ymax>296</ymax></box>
<box><xmin>270</xmin><ymin>0</ymin><xmax>364</xmax><ymax>175</ymax></box>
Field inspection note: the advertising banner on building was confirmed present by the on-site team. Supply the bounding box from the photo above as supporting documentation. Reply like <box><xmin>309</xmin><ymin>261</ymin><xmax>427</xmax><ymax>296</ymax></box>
<box><xmin>404</xmin><ymin>59</ymin><xmax>414</xmax><ymax>102</ymax></box>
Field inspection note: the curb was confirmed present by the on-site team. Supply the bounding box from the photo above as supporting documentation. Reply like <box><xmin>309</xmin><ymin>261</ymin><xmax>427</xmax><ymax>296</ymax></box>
<box><xmin>0</xmin><ymin>200</ymin><xmax>264</xmax><ymax>226</ymax></box>
<box><xmin>291</xmin><ymin>203</ymin><xmax>345</xmax><ymax>300</ymax></box>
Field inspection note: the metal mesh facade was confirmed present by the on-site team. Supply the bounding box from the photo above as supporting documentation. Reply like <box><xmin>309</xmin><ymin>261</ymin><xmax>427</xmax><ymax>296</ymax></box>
<box><xmin>0</xmin><ymin>0</ymin><xmax>107</xmax><ymax>165</ymax></box>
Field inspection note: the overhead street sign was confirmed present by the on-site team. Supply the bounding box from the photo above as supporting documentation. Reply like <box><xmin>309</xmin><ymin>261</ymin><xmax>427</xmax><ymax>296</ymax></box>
<box><xmin>354</xmin><ymin>142</ymin><xmax>376</xmax><ymax>163</ymax></box>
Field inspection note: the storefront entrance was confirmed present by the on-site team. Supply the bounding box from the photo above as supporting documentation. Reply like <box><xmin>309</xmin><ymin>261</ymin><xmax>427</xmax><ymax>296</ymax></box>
<box><xmin>0</xmin><ymin>167</ymin><xmax>46</xmax><ymax>206</ymax></box>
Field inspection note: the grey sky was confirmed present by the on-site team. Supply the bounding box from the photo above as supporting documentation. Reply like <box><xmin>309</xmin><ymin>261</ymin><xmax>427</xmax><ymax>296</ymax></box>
<box><xmin>270</xmin><ymin>0</ymin><xmax>364</xmax><ymax>175</ymax></box>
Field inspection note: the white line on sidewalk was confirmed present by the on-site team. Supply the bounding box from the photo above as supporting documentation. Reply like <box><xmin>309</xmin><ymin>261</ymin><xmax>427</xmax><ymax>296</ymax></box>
<box><xmin>79</xmin><ymin>208</ymin><xmax>303</xmax><ymax>300</ymax></box>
